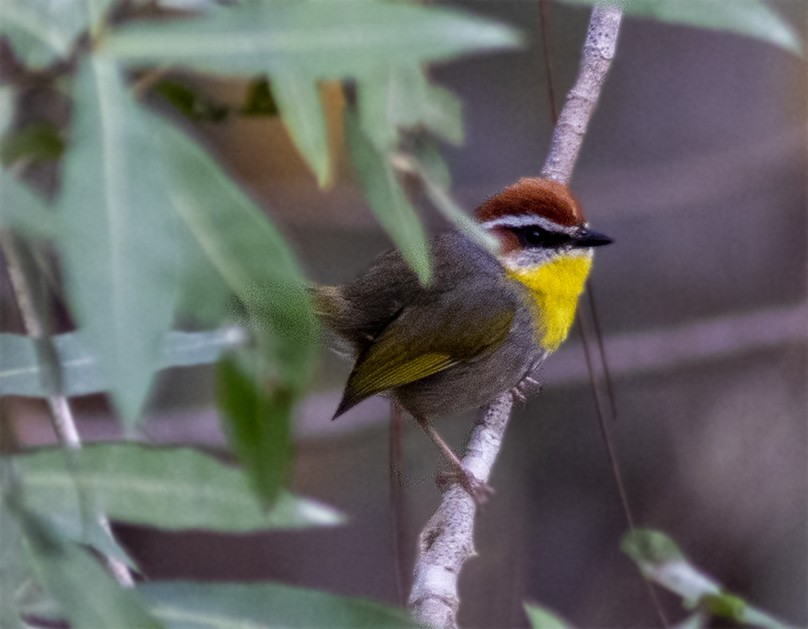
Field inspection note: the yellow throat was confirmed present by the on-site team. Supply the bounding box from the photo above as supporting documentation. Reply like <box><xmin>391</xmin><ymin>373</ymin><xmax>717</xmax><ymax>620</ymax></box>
<box><xmin>506</xmin><ymin>253</ymin><xmax>593</xmax><ymax>352</ymax></box>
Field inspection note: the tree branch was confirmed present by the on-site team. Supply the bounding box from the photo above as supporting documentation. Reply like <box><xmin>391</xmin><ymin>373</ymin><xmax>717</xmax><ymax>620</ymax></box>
<box><xmin>542</xmin><ymin>5</ymin><xmax>623</xmax><ymax>184</ymax></box>
<box><xmin>407</xmin><ymin>5</ymin><xmax>624</xmax><ymax>628</ymax></box>
<box><xmin>1</xmin><ymin>235</ymin><xmax>135</xmax><ymax>588</ymax></box>
<box><xmin>407</xmin><ymin>394</ymin><xmax>514</xmax><ymax>628</ymax></box>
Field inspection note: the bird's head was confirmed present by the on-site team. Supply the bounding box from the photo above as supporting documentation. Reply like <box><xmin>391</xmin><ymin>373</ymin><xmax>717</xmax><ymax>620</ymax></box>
<box><xmin>476</xmin><ymin>177</ymin><xmax>612</xmax><ymax>272</ymax></box>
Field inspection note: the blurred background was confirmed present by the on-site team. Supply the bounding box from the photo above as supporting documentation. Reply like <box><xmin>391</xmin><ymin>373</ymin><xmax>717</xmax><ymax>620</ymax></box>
<box><xmin>6</xmin><ymin>1</ymin><xmax>807</xmax><ymax>626</ymax></box>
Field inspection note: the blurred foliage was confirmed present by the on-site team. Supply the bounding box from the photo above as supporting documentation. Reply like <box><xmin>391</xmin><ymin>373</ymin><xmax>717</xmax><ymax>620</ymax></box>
<box><xmin>623</xmin><ymin>529</ymin><xmax>795</xmax><ymax>629</ymax></box>
<box><xmin>557</xmin><ymin>0</ymin><xmax>803</xmax><ymax>57</ymax></box>
<box><xmin>524</xmin><ymin>601</ymin><xmax>569</xmax><ymax>629</ymax></box>
<box><xmin>0</xmin><ymin>0</ymin><xmax>802</xmax><ymax>627</ymax></box>
<box><xmin>140</xmin><ymin>581</ymin><xmax>417</xmax><ymax>629</ymax></box>
<box><xmin>0</xmin><ymin>123</ymin><xmax>64</xmax><ymax>167</ymax></box>
<box><xmin>0</xmin><ymin>329</ymin><xmax>243</xmax><ymax>397</ymax></box>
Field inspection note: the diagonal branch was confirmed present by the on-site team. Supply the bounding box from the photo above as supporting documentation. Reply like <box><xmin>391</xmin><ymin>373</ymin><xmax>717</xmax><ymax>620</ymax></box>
<box><xmin>407</xmin><ymin>5</ymin><xmax>624</xmax><ymax>628</ymax></box>
<box><xmin>1</xmin><ymin>235</ymin><xmax>135</xmax><ymax>588</ymax></box>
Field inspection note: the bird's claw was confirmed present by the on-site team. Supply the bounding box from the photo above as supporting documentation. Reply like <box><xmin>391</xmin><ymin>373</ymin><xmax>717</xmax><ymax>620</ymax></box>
<box><xmin>436</xmin><ymin>466</ymin><xmax>495</xmax><ymax>505</ymax></box>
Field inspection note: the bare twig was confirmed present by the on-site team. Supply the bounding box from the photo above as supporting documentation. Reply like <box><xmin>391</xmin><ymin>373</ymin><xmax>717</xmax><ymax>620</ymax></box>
<box><xmin>407</xmin><ymin>6</ymin><xmax>623</xmax><ymax>628</ymax></box>
<box><xmin>1</xmin><ymin>236</ymin><xmax>135</xmax><ymax>587</ymax></box>
<box><xmin>541</xmin><ymin>5</ymin><xmax>623</xmax><ymax>185</ymax></box>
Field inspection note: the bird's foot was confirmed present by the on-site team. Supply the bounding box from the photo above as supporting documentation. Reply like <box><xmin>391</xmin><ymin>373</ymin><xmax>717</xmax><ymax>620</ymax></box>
<box><xmin>436</xmin><ymin>466</ymin><xmax>495</xmax><ymax>506</ymax></box>
<box><xmin>510</xmin><ymin>374</ymin><xmax>543</xmax><ymax>404</ymax></box>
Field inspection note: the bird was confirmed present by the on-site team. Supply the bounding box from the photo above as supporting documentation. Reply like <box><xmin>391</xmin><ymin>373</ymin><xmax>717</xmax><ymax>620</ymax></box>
<box><xmin>312</xmin><ymin>177</ymin><xmax>612</xmax><ymax>501</ymax></box>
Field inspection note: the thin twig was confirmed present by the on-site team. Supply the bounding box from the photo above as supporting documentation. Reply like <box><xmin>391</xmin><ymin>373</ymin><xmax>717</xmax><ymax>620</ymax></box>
<box><xmin>1</xmin><ymin>236</ymin><xmax>135</xmax><ymax>587</ymax></box>
<box><xmin>541</xmin><ymin>5</ymin><xmax>622</xmax><ymax>185</ymax></box>
<box><xmin>407</xmin><ymin>6</ymin><xmax>623</xmax><ymax>628</ymax></box>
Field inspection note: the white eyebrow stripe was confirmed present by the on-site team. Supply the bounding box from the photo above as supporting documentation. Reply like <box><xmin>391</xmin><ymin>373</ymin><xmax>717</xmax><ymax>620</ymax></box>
<box><xmin>480</xmin><ymin>215</ymin><xmax>581</xmax><ymax>235</ymax></box>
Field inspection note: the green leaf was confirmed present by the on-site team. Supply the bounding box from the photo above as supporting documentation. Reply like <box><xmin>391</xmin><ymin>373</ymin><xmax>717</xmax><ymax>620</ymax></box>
<box><xmin>621</xmin><ymin>529</ymin><xmax>685</xmax><ymax>565</ymax></box>
<box><xmin>408</xmin><ymin>153</ymin><xmax>497</xmax><ymax>253</ymax></box>
<box><xmin>703</xmin><ymin>592</ymin><xmax>746</xmax><ymax>621</ymax></box>
<box><xmin>56</xmin><ymin>58</ymin><xmax>180</xmax><ymax>425</ymax></box>
<box><xmin>621</xmin><ymin>530</ymin><xmax>794</xmax><ymax>629</ymax></box>
<box><xmin>154</xmin><ymin>80</ymin><xmax>230</xmax><ymax>123</ymax></box>
<box><xmin>156</xmin><ymin>118</ymin><xmax>317</xmax><ymax>386</ymax></box>
<box><xmin>672</xmin><ymin>613</ymin><xmax>707</xmax><ymax>629</ymax></box>
<box><xmin>0</xmin><ymin>0</ymin><xmax>116</xmax><ymax>68</ymax></box>
<box><xmin>154</xmin><ymin>115</ymin><xmax>317</xmax><ymax>505</ymax></box>
<box><xmin>1</xmin><ymin>123</ymin><xmax>65</xmax><ymax>167</ymax></box>
<box><xmin>0</xmin><ymin>496</ymin><xmax>33</xmax><ymax>629</ymax></box>
<box><xmin>217</xmin><ymin>356</ymin><xmax>291</xmax><ymax>505</ymax></box>
<box><xmin>241</xmin><ymin>78</ymin><xmax>279</xmax><ymax>116</ymax></box>
<box><xmin>345</xmin><ymin>109</ymin><xmax>431</xmax><ymax>283</ymax></box>
<box><xmin>140</xmin><ymin>581</ymin><xmax>416</xmax><ymax>629</ymax></box>
<box><xmin>0</xmin><ymin>0</ymin><xmax>80</xmax><ymax>68</ymax></box>
<box><xmin>359</xmin><ymin>65</ymin><xmax>463</xmax><ymax>151</ymax></box>
<box><xmin>103</xmin><ymin>1</ymin><xmax>522</xmax><ymax>78</ymax></box>
<box><xmin>9</xmin><ymin>443</ymin><xmax>342</xmax><ymax>531</ymax></box>
<box><xmin>557</xmin><ymin>0</ymin><xmax>803</xmax><ymax>57</ymax></box>
<box><xmin>12</xmin><ymin>507</ymin><xmax>161</xmax><ymax>629</ymax></box>
<box><xmin>0</xmin><ymin>88</ymin><xmax>14</xmax><ymax>139</ymax></box>
<box><xmin>0</xmin><ymin>328</ymin><xmax>244</xmax><ymax>397</ymax></box>
<box><xmin>0</xmin><ymin>170</ymin><xmax>57</xmax><ymax>240</ymax></box>
<box><xmin>524</xmin><ymin>602</ymin><xmax>569</xmax><ymax>629</ymax></box>
<box><xmin>271</xmin><ymin>74</ymin><xmax>331</xmax><ymax>187</ymax></box>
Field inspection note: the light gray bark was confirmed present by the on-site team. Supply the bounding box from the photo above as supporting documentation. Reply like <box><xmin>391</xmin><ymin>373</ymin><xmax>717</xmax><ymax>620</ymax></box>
<box><xmin>407</xmin><ymin>5</ymin><xmax>624</xmax><ymax>627</ymax></box>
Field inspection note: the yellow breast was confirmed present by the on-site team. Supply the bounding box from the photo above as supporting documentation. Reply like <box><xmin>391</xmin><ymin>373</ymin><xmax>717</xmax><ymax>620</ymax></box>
<box><xmin>506</xmin><ymin>254</ymin><xmax>593</xmax><ymax>352</ymax></box>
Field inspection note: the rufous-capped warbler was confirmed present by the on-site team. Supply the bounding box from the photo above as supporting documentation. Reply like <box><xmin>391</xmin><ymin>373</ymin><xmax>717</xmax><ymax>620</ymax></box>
<box><xmin>313</xmin><ymin>177</ymin><xmax>611</xmax><ymax>501</ymax></box>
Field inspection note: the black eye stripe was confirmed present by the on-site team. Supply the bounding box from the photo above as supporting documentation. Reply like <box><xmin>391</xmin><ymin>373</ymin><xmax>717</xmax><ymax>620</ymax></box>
<box><xmin>514</xmin><ymin>226</ymin><xmax>572</xmax><ymax>249</ymax></box>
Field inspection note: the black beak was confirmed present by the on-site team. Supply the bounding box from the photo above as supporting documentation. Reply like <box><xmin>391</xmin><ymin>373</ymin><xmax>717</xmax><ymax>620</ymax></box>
<box><xmin>572</xmin><ymin>227</ymin><xmax>613</xmax><ymax>248</ymax></box>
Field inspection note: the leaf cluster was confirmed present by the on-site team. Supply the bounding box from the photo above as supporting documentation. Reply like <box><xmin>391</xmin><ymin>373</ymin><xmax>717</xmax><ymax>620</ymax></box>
<box><xmin>0</xmin><ymin>0</ymin><xmax>520</xmax><ymax>625</ymax></box>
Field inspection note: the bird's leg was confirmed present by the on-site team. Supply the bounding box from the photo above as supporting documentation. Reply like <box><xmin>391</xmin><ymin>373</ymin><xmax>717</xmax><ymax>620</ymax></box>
<box><xmin>412</xmin><ymin>415</ymin><xmax>494</xmax><ymax>505</ymax></box>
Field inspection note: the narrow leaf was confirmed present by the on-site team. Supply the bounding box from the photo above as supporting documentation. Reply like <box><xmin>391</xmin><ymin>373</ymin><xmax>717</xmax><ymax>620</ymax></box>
<box><xmin>9</xmin><ymin>444</ymin><xmax>342</xmax><ymax>532</ymax></box>
<box><xmin>672</xmin><ymin>613</ymin><xmax>708</xmax><ymax>629</ymax></box>
<box><xmin>103</xmin><ymin>1</ymin><xmax>522</xmax><ymax>78</ymax></box>
<box><xmin>217</xmin><ymin>356</ymin><xmax>291</xmax><ymax>505</ymax></box>
<box><xmin>155</xmin><ymin>116</ymin><xmax>317</xmax><ymax>505</ymax></box>
<box><xmin>157</xmin><ymin>118</ymin><xmax>317</xmax><ymax>386</ymax></box>
<box><xmin>622</xmin><ymin>530</ymin><xmax>793</xmax><ymax>629</ymax></box>
<box><xmin>359</xmin><ymin>65</ymin><xmax>463</xmax><ymax>151</ymax></box>
<box><xmin>409</xmin><ymin>154</ymin><xmax>497</xmax><ymax>252</ymax></box>
<box><xmin>0</xmin><ymin>0</ymin><xmax>77</xmax><ymax>68</ymax></box>
<box><xmin>558</xmin><ymin>0</ymin><xmax>803</xmax><ymax>57</ymax></box>
<box><xmin>0</xmin><ymin>329</ymin><xmax>244</xmax><ymax>398</ymax></box>
<box><xmin>1</xmin><ymin>123</ymin><xmax>65</xmax><ymax>166</ymax></box>
<box><xmin>0</xmin><ymin>0</ymin><xmax>116</xmax><ymax>67</ymax></box>
<box><xmin>345</xmin><ymin>110</ymin><xmax>431</xmax><ymax>283</ymax></box>
<box><xmin>57</xmin><ymin>58</ymin><xmax>180</xmax><ymax>424</ymax></box>
<box><xmin>140</xmin><ymin>581</ymin><xmax>416</xmax><ymax>629</ymax></box>
<box><xmin>0</xmin><ymin>170</ymin><xmax>57</xmax><ymax>240</ymax></box>
<box><xmin>0</xmin><ymin>87</ymin><xmax>14</xmax><ymax>140</ymax></box>
<box><xmin>272</xmin><ymin>75</ymin><xmax>332</xmax><ymax>187</ymax></box>
<box><xmin>14</xmin><ymin>509</ymin><xmax>161</xmax><ymax>629</ymax></box>
<box><xmin>524</xmin><ymin>602</ymin><xmax>569</xmax><ymax>629</ymax></box>
<box><xmin>0</xmin><ymin>496</ymin><xmax>33</xmax><ymax>629</ymax></box>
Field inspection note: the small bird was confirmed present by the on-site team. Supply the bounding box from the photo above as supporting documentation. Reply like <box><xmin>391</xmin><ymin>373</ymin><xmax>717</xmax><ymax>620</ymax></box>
<box><xmin>313</xmin><ymin>177</ymin><xmax>611</xmax><ymax>500</ymax></box>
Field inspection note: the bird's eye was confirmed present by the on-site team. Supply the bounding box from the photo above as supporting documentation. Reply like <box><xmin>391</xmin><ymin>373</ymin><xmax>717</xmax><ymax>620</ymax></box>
<box><xmin>517</xmin><ymin>226</ymin><xmax>571</xmax><ymax>249</ymax></box>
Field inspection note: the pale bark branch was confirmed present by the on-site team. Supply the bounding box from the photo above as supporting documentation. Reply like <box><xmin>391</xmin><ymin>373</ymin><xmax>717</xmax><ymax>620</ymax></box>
<box><xmin>1</xmin><ymin>236</ymin><xmax>135</xmax><ymax>588</ymax></box>
<box><xmin>542</xmin><ymin>5</ymin><xmax>623</xmax><ymax>184</ymax></box>
<box><xmin>407</xmin><ymin>5</ymin><xmax>624</xmax><ymax>627</ymax></box>
<box><xmin>407</xmin><ymin>394</ymin><xmax>514</xmax><ymax>629</ymax></box>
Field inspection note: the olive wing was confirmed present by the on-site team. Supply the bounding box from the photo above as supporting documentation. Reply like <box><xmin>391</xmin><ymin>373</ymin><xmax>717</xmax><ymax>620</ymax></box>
<box><xmin>333</xmin><ymin>287</ymin><xmax>517</xmax><ymax>418</ymax></box>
